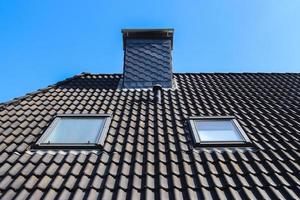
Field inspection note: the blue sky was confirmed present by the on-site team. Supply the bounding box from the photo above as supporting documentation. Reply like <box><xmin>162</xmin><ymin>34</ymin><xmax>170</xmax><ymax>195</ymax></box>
<box><xmin>0</xmin><ymin>0</ymin><xmax>300</xmax><ymax>102</ymax></box>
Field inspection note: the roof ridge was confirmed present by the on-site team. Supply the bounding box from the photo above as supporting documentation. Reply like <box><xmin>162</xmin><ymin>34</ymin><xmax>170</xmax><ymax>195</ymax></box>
<box><xmin>173</xmin><ymin>72</ymin><xmax>300</xmax><ymax>74</ymax></box>
<box><xmin>79</xmin><ymin>72</ymin><xmax>123</xmax><ymax>75</ymax></box>
<box><xmin>81</xmin><ymin>72</ymin><xmax>300</xmax><ymax>75</ymax></box>
<box><xmin>1</xmin><ymin>72</ymin><xmax>299</xmax><ymax>109</ymax></box>
<box><xmin>0</xmin><ymin>73</ymin><xmax>86</xmax><ymax>109</ymax></box>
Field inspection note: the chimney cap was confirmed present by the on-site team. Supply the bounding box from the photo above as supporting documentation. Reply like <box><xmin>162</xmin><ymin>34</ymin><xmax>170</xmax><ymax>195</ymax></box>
<box><xmin>122</xmin><ymin>28</ymin><xmax>174</xmax><ymax>33</ymax></box>
<box><xmin>122</xmin><ymin>28</ymin><xmax>174</xmax><ymax>50</ymax></box>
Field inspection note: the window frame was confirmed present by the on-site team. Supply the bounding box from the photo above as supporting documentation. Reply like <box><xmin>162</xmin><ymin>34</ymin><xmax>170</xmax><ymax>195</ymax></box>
<box><xmin>188</xmin><ymin>116</ymin><xmax>251</xmax><ymax>147</ymax></box>
<box><xmin>33</xmin><ymin>114</ymin><xmax>111</xmax><ymax>149</ymax></box>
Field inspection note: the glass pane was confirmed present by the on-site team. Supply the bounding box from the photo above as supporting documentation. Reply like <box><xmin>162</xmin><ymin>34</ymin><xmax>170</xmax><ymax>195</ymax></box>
<box><xmin>195</xmin><ymin>120</ymin><xmax>243</xmax><ymax>142</ymax></box>
<box><xmin>43</xmin><ymin>117</ymin><xmax>104</xmax><ymax>144</ymax></box>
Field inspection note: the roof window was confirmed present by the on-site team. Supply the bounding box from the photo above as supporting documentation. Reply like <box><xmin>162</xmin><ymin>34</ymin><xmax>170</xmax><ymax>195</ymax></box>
<box><xmin>34</xmin><ymin>114</ymin><xmax>111</xmax><ymax>149</ymax></box>
<box><xmin>188</xmin><ymin>116</ymin><xmax>250</xmax><ymax>147</ymax></box>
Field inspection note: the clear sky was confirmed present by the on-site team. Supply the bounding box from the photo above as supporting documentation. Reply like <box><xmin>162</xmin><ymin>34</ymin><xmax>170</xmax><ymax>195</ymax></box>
<box><xmin>0</xmin><ymin>0</ymin><xmax>300</xmax><ymax>103</ymax></box>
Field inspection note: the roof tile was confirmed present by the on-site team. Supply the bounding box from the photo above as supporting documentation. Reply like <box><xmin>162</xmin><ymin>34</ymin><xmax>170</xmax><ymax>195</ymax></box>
<box><xmin>2</xmin><ymin>189</ymin><xmax>16</xmax><ymax>200</ymax></box>
<box><xmin>38</xmin><ymin>176</ymin><xmax>52</xmax><ymax>189</ymax></box>
<box><xmin>0</xmin><ymin>73</ymin><xmax>300</xmax><ymax>199</ymax></box>
<box><xmin>58</xmin><ymin>189</ymin><xmax>71</xmax><ymax>200</ymax></box>
<box><xmin>25</xmin><ymin>176</ymin><xmax>38</xmax><ymax>189</ymax></box>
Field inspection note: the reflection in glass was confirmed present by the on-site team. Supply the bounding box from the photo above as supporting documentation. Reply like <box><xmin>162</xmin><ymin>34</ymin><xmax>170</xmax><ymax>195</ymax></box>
<box><xmin>195</xmin><ymin>120</ymin><xmax>243</xmax><ymax>142</ymax></box>
<box><xmin>44</xmin><ymin>118</ymin><xmax>104</xmax><ymax>143</ymax></box>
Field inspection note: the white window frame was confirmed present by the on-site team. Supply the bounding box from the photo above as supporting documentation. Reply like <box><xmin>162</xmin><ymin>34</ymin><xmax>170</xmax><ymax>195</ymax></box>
<box><xmin>34</xmin><ymin>114</ymin><xmax>111</xmax><ymax>149</ymax></box>
<box><xmin>188</xmin><ymin>116</ymin><xmax>251</xmax><ymax>147</ymax></box>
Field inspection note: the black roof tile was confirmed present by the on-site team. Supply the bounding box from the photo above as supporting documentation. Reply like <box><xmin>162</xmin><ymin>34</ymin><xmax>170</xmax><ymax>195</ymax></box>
<box><xmin>0</xmin><ymin>73</ymin><xmax>300</xmax><ymax>199</ymax></box>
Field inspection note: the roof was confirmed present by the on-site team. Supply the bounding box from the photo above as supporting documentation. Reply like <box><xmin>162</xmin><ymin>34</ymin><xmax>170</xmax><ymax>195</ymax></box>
<box><xmin>0</xmin><ymin>73</ymin><xmax>300</xmax><ymax>199</ymax></box>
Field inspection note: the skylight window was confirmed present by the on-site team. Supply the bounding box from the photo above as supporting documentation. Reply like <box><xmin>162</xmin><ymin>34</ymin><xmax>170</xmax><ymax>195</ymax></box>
<box><xmin>35</xmin><ymin>114</ymin><xmax>111</xmax><ymax>149</ymax></box>
<box><xmin>188</xmin><ymin>116</ymin><xmax>250</xmax><ymax>146</ymax></box>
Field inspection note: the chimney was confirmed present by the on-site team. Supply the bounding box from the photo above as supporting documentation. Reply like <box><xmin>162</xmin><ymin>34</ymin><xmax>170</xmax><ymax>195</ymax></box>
<box><xmin>122</xmin><ymin>29</ymin><xmax>174</xmax><ymax>88</ymax></box>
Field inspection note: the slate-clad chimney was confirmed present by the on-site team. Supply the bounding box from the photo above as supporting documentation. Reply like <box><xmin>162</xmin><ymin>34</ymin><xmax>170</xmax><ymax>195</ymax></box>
<box><xmin>122</xmin><ymin>29</ymin><xmax>174</xmax><ymax>88</ymax></box>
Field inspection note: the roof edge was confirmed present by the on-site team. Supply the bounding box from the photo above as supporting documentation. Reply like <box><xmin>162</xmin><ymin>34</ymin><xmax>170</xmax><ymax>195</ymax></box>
<box><xmin>0</xmin><ymin>73</ymin><xmax>87</xmax><ymax>109</ymax></box>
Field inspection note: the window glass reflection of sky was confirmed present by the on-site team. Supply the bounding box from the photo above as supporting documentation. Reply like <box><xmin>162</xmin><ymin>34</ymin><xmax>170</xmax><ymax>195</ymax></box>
<box><xmin>195</xmin><ymin>120</ymin><xmax>243</xmax><ymax>142</ymax></box>
<box><xmin>44</xmin><ymin>118</ymin><xmax>104</xmax><ymax>143</ymax></box>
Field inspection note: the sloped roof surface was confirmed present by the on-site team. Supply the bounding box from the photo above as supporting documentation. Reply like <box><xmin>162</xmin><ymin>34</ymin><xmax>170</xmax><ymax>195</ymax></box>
<box><xmin>0</xmin><ymin>73</ymin><xmax>300</xmax><ymax>200</ymax></box>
